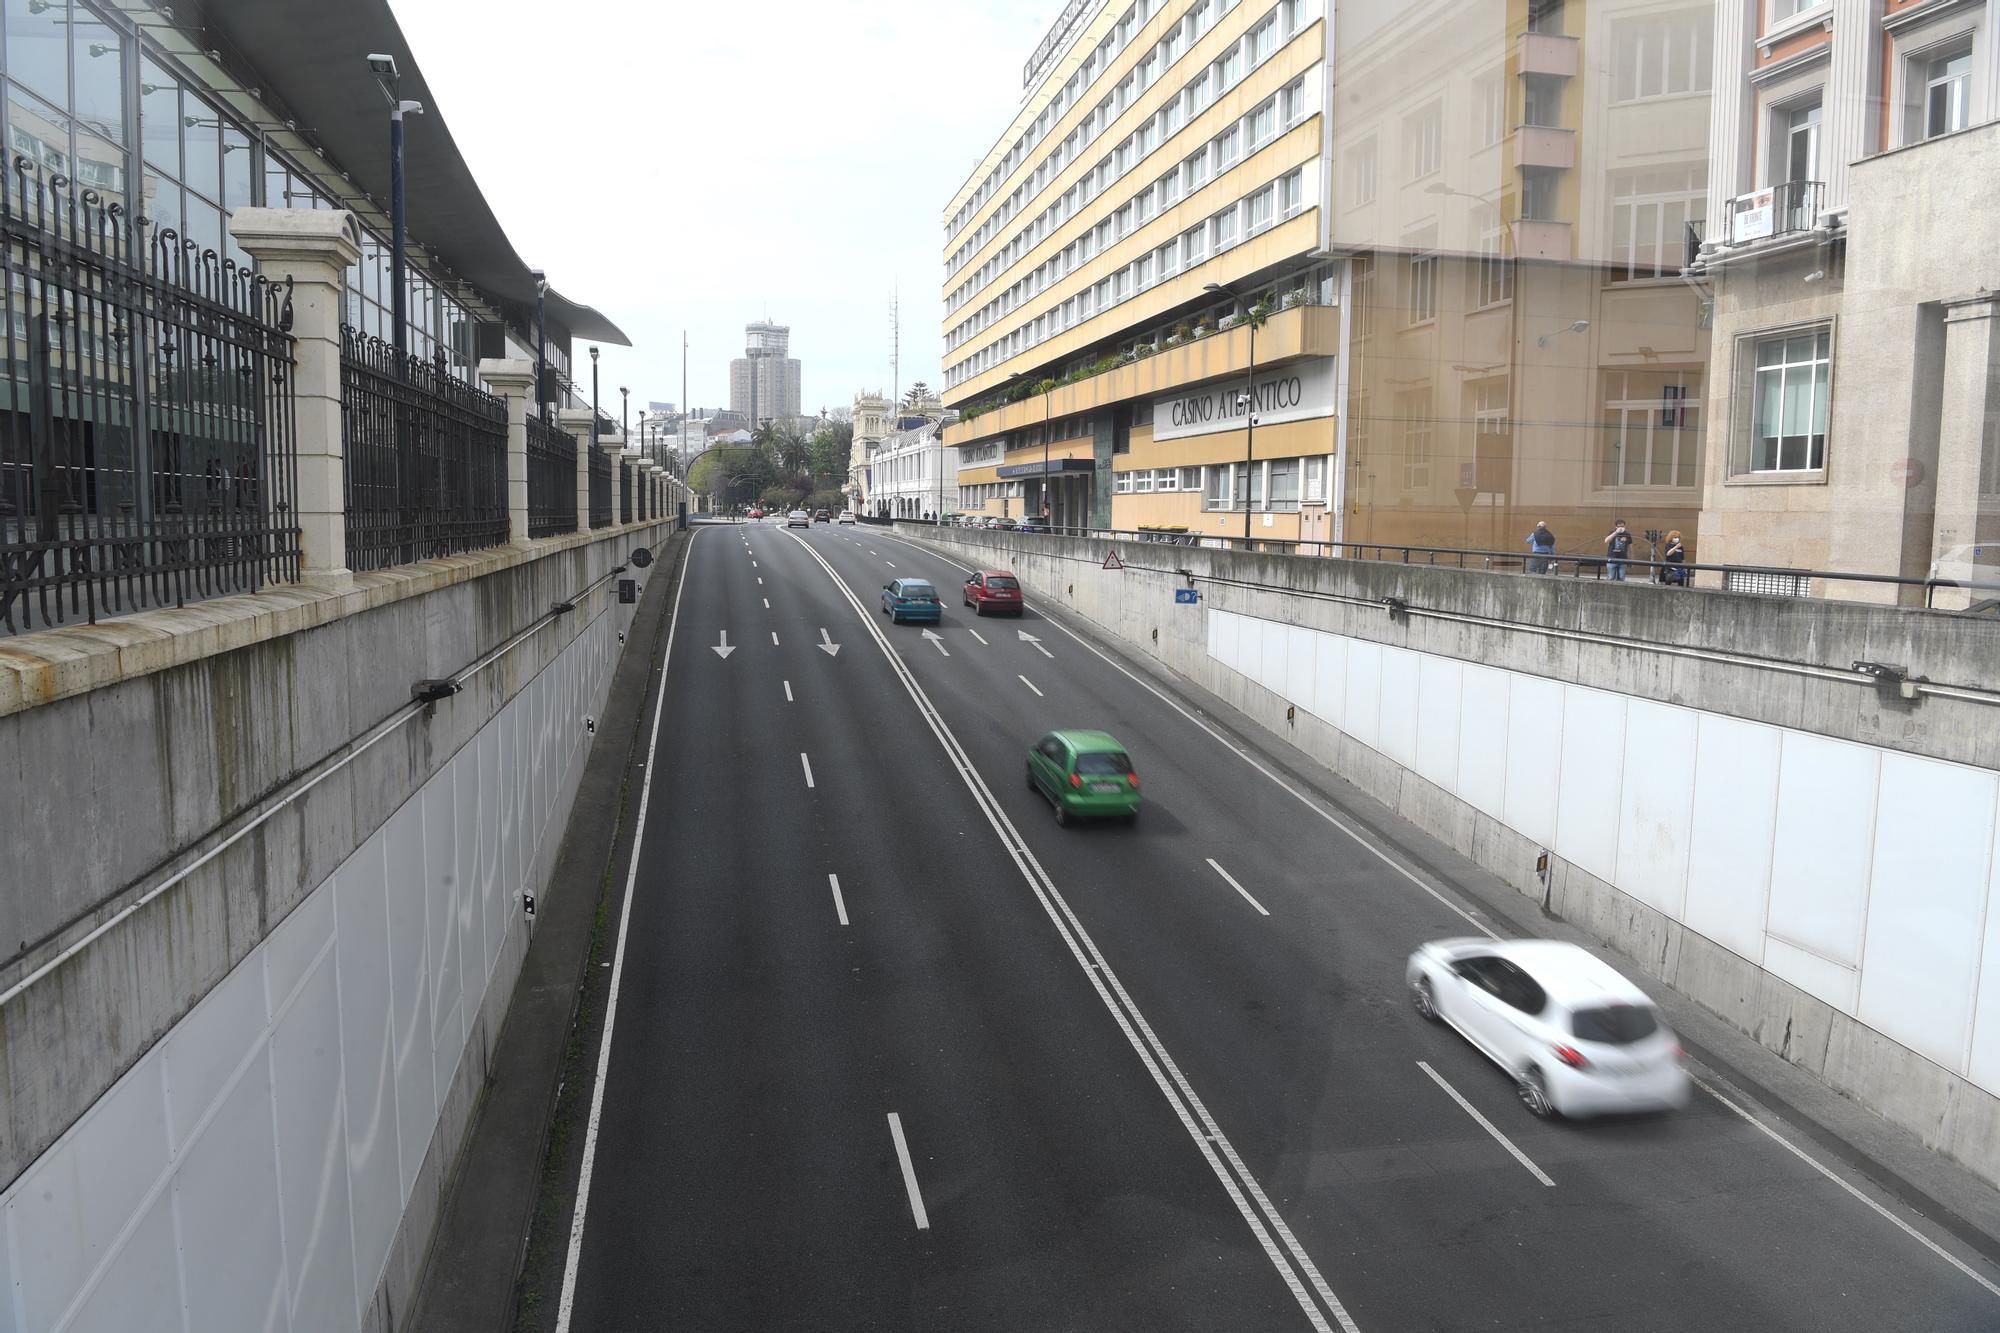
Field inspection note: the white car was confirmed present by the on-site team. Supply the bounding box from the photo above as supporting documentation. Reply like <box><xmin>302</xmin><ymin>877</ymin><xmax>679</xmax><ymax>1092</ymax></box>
<box><xmin>785</xmin><ymin>509</ymin><xmax>810</xmax><ymax>528</ymax></box>
<box><xmin>838</xmin><ymin>510</ymin><xmax>857</xmax><ymax>524</ymax></box>
<box><xmin>1406</xmin><ymin>938</ymin><xmax>1689</xmax><ymax>1119</ymax></box>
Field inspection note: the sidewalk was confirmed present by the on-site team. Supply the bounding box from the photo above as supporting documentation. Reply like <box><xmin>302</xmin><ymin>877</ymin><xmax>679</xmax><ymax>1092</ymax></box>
<box><xmin>408</xmin><ymin>527</ymin><xmax>689</xmax><ymax>1333</ymax></box>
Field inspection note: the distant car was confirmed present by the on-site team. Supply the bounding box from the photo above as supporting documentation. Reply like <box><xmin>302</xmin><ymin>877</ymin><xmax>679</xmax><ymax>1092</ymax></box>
<box><xmin>880</xmin><ymin>577</ymin><xmax>942</xmax><ymax>623</ymax></box>
<box><xmin>1929</xmin><ymin>544</ymin><xmax>2000</xmax><ymax>597</ymax></box>
<box><xmin>1406</xmin><ymin>938</ymin><xmax>1689</xmax><ymax>1119</ymax></box>
<box><xmin>963</xmin><ymin>569</ymin><xmax>1024</xmax><ymax>616</ymax></box>
<box><xmin>1026</xmin><ymin>730</ymin><xmax>1140</xmax><ymax>826</ymax></box>
<box><xmin>786</xmin><ymin>509</ymin><xmax>810</xmax><ymax>528</ymax></box>
<box><xmin>814</xmin><ymin>508</ymin><xmax>830</xmax><ymax>522</ymax></box>
<box><xmin>746</xmin><ymin>507</ymin><xmax>764</xmax><ymax>519</ymax></box>
<box><xmin>838</xmin><ymin>510</ymin><xmax>857</xmax><ymax>524</ymax></box>
<box><xmin>1016</xmin><ymin>519</ymin><xmax>1049</xmax><ymax>534</ymax></box>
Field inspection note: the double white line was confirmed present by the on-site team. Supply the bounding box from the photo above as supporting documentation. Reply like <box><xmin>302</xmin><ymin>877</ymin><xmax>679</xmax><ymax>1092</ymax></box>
<box><xmin>781</xmin><ymin>530</ymin><xmax>1358</xmax><ymax>1333</ymax></box>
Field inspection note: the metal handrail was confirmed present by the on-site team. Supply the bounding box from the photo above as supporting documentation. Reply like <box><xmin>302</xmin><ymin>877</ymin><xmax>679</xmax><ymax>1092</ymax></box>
<box><xmin>902</xmin><ymin>519</ymin><xmax>2000</xmax><ymax>611</ymax></box>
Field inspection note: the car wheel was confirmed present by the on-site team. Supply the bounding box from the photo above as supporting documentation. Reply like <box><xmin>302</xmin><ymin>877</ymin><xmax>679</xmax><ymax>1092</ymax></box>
<box><xmin>1516</xmin><ymin>1066</ymin><xmax>1556</xmax><ymax>1119</ymax></box>
<box><xmin>1411</xmin><ymin>976</ymin><xmax>1440</xmax><ymax>1023</ymax></box>
<box><xmin>891</xmin><ymin>612</ymin><xmax>901</xmax><ymax>624</ymax></box>
<box><xmin>1053</xmin><ymin>801</ymin><xmax>1069</xmax><ymax>826</ymax></box>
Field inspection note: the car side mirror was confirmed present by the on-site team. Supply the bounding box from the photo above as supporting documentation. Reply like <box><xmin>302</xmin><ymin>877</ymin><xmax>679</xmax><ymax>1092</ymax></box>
<box><xmin>883</xmin><ymin>584</ymin><xmax>893</xmax><ymax>591</ymax></box>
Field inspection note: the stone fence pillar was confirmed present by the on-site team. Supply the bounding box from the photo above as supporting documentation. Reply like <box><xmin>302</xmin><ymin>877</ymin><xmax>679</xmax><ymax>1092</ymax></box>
<box><xmin>558</xmin><ymin>407</ymin><xmax>594</xmax><ymax>530</ymax></box>
<box><xmin>479</xmin><ymin>359</ymin><xmax>535</xmax><ymax>544</ymax></box>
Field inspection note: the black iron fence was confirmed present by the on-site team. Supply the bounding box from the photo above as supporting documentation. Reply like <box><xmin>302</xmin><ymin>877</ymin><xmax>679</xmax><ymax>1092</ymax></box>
<box><xmin>526</xmin><ymin>413</ymin><xmax>576</xmax><ymax>538</ymax></box>
<box><xmin>0</xmin><ymin>160</ymin><xmax>300</xmax><ymax>633</ymax></box>
<box><xmin>588</xmin><ymin>445</ymin><xmax>611</xmax><ymax>529</ymax></box>
<box><xmin>619</xmin><ymin>461</ymin><xmax>633</xmax><ymax>525</ymax></box>
<box><xmin>341</xmin><ymin>328</ymin><xmax>507</xmax><ymax>571</ymax></box>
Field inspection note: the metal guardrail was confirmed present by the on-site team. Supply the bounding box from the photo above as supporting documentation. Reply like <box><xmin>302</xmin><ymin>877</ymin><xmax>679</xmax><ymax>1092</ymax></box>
<box><xmin>907</xmin><ymin>520</ymin><xmax>2000</xmax><ymax>611</ymax></box>
<box><xmin>526</xmin><ymin>414</ymin><xmax>576</xmax><ymax>539</ymax></box>
<box><xmin>0</xmin><ymin>160</ymin><xmax>300</xmax><ymax>633</ymax></box>
<box><xmin>340</xmin><ymin>328</ymin><xmax>508</xmax><ymax>572</ymax></box>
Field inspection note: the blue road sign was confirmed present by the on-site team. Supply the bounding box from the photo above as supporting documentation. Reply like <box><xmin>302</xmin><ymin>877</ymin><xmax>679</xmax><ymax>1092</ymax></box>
<box><xmin>1175</xmin><ymin>588</ymin><xmax>1199</xmax><ymax>605</ymax></box>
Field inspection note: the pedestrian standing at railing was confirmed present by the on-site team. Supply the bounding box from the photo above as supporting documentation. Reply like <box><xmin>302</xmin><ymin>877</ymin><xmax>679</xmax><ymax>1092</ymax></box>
<box><xmin>1526</xmin><ymin>521</ymin><xmax>1556</xmax><ymax>574</ymax></box>
<box><xmin>1658</xmin><ymin>530</ymin><xmax>1687</xmax><ymax>586</ymax></box>
<box><xmin>1603</xmin><ymin>518</ymin><xmax>1633</xmax><ymax>582</ymax></box>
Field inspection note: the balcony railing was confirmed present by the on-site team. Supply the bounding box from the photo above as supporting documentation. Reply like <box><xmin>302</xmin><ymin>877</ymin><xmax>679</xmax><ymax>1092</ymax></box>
<box><xmin>526</xmin><ymin>413</ymin><xmax>576</xmax><ymax>538</ymax></box>
<box><xmin>340</xmin><ymin>329</ymin><xmax>508</xmax><ymax>572</ymax></box>
<box><xmin>0</xmin><ymin>161</ymin><xmax>300</xmax><ymax>633</ymax></box>
<box><xmin>1726</xmin><ymin>180</ymin><xmax>1824</xmax><ymax>246</ymax></box>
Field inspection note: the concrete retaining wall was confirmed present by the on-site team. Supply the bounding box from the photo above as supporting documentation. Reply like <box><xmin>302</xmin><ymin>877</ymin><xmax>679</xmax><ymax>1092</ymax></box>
<box><xmin>0</xmin><ymin>522</ymin><xmax>670</xmax><ymax>1333</ymax></box>
<box><xmin>895</xmin><ymin>523</ymin><xmax>2000</xmax><ymax>1186</ymax></box>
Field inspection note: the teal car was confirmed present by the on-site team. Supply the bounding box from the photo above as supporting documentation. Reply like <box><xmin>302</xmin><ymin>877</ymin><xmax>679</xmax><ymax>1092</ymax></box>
<box><xmin>1026</xmin><ymin>729</ymin><xmax>1140</xmax><ymax>825</ymax></box>
<box><xmin>881</xmin><ymin>578</ymin><xmax>942</xmax><ymax>623</ymax></box>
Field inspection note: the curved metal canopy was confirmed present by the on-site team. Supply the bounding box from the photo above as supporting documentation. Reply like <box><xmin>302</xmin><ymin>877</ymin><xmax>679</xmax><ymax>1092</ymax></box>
<box><xmin>183</xmin><ymin>0</ymin><xmax>630</xmax><ymax>345</ymax></box>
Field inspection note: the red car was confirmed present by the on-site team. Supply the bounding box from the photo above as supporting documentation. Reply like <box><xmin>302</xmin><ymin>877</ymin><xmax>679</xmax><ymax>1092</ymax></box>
<box><xmin>746</xmin><ymin>507</ymin><xmax>765</xmax><ymax>519</ymax></box>
<box><xmin>963</xmin><ymin>569</ymin><xmax>1025</xmax><ymax>616</ymax></box>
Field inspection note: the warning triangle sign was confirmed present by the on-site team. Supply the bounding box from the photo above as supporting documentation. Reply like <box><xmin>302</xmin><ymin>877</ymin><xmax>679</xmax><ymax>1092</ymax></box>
<box><xmin>1102</xmin><ymin>549</ymin><xmax>1125</xmax><ymax>570</ymax></box>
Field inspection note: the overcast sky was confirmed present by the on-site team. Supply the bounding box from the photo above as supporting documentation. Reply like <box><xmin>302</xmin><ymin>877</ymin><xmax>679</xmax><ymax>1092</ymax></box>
<box><xmin>394</xmin><ymin>0</ymin><xmax>1055</xmax><ymax>422</ymax></box>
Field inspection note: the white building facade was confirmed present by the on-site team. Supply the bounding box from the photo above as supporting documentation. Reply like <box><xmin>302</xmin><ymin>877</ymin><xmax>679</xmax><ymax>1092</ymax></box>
<box><xmin>870</xmin><ymin>419</ymin><xmax>961</xmax><ymax>518</ymax></box>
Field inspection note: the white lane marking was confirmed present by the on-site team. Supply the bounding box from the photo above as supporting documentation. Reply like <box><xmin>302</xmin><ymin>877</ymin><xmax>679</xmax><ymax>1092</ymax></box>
<box><xmin>886</xmin><ymin>1113</ymin><xmax>930</xmax><ymax>1231</ymax></box>
<box><xmin>763</xmin><ymin>598</ymin><xmax>770</xmax><ymax>609</ymax></box>
<box><xmin>1019</xmin><ymin>674</ymin><xmax>1043</xmax><ymax>697</ymax></box>
<box><xmin>880</xmin><ymin>535</ymin><xmax>2000</xmax><ymax>1307</ymax></box>
<box><xmin>1416</xmin><ymin>1061</ymin><xmax>1555</xmax><ymax>1188</ymax></box>
<box><xmin>921</xmin><ymin>628</ymin><xmax>950</xmax><ymax>656</ymax></box>
<box><xmin>556</xmin><ymin>525</ymin><xmax>701</xmax><ymax>1331</ymax></box>
<box><xmin>1206</xmin><ymin>858</ymin><xmax>1271</xmax><ymax>917</ymax></box>
<box><xmin>968</xmin><ymin>628</ymin><xmax>989</xmax><ymax>645</ymax></box>
<box><xmin>753</xmin><ymin>561</ymin><xmax>758</xmax><ymax>568</ymax></box>
<box><xmin>886</xmin><ymin>561</ymin><xmax>897</xmax><ymax>568</ymax></box>
<box><xmin>784</xmin><ymin>680</ymin><xmax>793</xmax><ymax>702</ymax></box>
<box><xmin>771</xmin><ymin>631</ymin><xmax>780</xmax><ymax>646</ymax></box>
<box><xmin>778</xmin><ymin>529</ymin><xmax>1354</xmax><ymax>1333</ymax></box>
<box><xmin>1019</xmin><ymin>629</ymin><xmax>1053</xmax><ymax>658</ymax></box>
<box><xmin>801</xmin><ymin>752</ymin><xmax>815</xmax><ymax>788</ymax></box>
<box><xmin>828</xmin><ymin>873</ymin><xmax>849</xmax><ymax>926</ymax></box>
<box><xmin>758</xmin><ymin>577</ymin><xmax>763</xmax><ymax>585</ymax></box>
<box><xmin>1691</xmin><ymin>1072</ymin><xmax>2000</xmax><ymax>1299</ymax></box>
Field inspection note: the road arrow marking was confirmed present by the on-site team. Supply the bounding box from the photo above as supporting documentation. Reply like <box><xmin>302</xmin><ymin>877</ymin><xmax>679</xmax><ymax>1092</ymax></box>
<box><xmin>1019</xmin><ymin>629</ymin><xmax>1053</xmax><ymax>658</ymax></box>
<box><xmin>712</xmin><ymin>630</ymin><xmax>735</xmax><ymax>659</ymax></box>
<box><xmin>921</xmin><ymin>629</ymin><xmax>951</xmax><ymax>656</ymax></box>
<box><xmin>818</xmin><ymin>628</ymin><xmax>841</xmax><ymax>657</ymax></box>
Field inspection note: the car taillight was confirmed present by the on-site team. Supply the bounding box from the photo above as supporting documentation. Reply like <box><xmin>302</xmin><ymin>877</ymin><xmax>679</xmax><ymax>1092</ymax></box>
<box><xmin>1068</xmin><ymin>773</ymin><xmax>1082</xmax><ymax>788</ymax></box>
<box><xmin>1552</xmin><ymin>1044</ymin><xmax>1588</xmax><ymax>1069</ymax></box>
<box><xmin>1127</xmin><ymin>773</ymin><xmax>1140</xmax><ymax>787</ymax></box>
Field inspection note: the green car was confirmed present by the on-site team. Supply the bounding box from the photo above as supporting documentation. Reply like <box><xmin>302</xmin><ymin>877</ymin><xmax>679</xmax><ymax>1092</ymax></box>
<box><xmin>1026</xmin><ymin>729</ymin><xmax>1140</xmax><ymax>826</ymax></box>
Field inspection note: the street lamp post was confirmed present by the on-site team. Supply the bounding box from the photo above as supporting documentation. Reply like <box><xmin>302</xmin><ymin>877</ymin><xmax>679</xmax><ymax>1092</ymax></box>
<box><xmin>589</xmin><ymin>346</ymin><xmax>600</xmax><ymax>444</ymax></box>
<box><xmin>1205</xmin><ymin>280</ymin><xmax>1259</xmax><ymax>547</ymax></box>
<box><xmin>620</xmin><ymin>385</ymin><xmax>630</xmax><ymax>443</ymax></box>
<box><xmin>531</xmin><ymin>269</ymin><xmax>548</xmax><ymax>424</ymax></box>
<box><xmin>366</xmin><ymin>55</ymin><xmax>422</xmax><ymax>362</ymax></box>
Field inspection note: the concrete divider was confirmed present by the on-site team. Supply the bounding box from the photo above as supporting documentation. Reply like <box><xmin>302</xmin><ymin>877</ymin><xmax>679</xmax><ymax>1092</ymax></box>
<box><xmin>896</xmin><ymin>522</ymin><xmax>2000</xmax><ymax>1187</ymax></box>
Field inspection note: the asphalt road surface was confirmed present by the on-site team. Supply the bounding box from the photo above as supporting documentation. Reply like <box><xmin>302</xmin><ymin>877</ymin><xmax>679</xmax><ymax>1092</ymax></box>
<box><xmin>556</xmin><ymin>518</ymin><xmax>2000</xmax><ymax>1332</ymax></box>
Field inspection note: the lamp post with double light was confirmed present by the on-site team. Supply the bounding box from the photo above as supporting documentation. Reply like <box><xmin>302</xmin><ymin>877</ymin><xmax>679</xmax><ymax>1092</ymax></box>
<box><xmin>365</xmin><ymin>54</ymin><xmax>422</xmax><ymax>362</ymax></box>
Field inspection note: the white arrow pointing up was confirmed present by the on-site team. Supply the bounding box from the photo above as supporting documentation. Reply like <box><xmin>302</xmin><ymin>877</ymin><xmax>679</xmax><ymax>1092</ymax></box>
<box><xmin>1018</xmin><ymin>629</ymin><xmax>1053</xmax><ymax>659</ymax></box>
<box><xmin>712</xmin><ymin>629</ymin><xmax>735</xmax><ymax>659</ymax></box>
<box><xmin>920</xmin><ymin>629</ymin><xmax>951</xmax><ymax>656</ymax></box>
<box><xmin>818</xmin><ymin>628</ymin><xmax>840</xmax><ymax>657</ymax></box>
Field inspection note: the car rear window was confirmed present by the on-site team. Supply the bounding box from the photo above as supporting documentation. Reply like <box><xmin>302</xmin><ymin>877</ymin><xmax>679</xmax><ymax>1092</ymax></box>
<box><xmin>1075</xmin><ymin>751</ymin><xmax>1131</xmax><ymax>775</ymax></box>
<box><xmin>988</xmin><ymin>576</ymin><xmax>1019</xmax><ymax>591</ymax></box>
<box><xmin>901</xmin><ymin>584</ymin><xmax>935</xmax><ymax>600</ymax></box>
<box><xmin>1570</xmin><ymin>1004</ymin><xmax>1660</xmax><ymax>1045</ymax></box>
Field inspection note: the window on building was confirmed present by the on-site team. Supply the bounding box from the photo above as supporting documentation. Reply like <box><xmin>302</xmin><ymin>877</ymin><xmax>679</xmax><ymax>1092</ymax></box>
<box><xmin>1474</xmin><ymin>218</ymin><xmax>1513</xmax><ymax>305</ymax></box>
<box><xmin>1249</xmin><ymin>99</ymin><xmax>1277</xmax><ymax>148</ymax></box>
<box><xmin>1613</xmin><ymin>9</ymin><xmax>1714</xmax><ymax>102</ymax></box>
<box><xmin>1769</xmin><ymin>0</ymin><xmax>1824</xmax><ymax>21</ymax></box>
<box><xmin>1247</xmin><ymin>184</ymin><xmax>1275</xmax><ymax>232</ymax></box>
<box><xmin>1187</xmin><ymin>69</ymin><xmax>1210</xmax><ymax>114</ymax></box>
<box><xmin>1521</xmin><ymin>170</ymin><xmax>1558</xmax><ymax>220</ymax></box>
<box><xmin>1249</xmin><ymin>14</ymin><xmax>1278</xmax><ymax>64</ymax></box>
<box><xmin>1303</xmin><ymin>455</ymin><xmax>1326</xmax><ymax>503</ymax></box>
<box><xmin>1351</xmin><ymin>138</ymin><xmax>1377</xmax><ymax>204</ymax></box>
<box><xmin>1137</xmin><ymin>185</ymin><xmax>1156</xmax><ymax>221</ymax></box>
<box><xmin>1783</xmin><ymin>99</ymin><xmax>1821</xmax><ymax>183</ymax></box>
<box><xmin>1134</xmin><ymin>469</ymin><xmax>1156</xmax><ymax>492</ymax></box>
<box><xmin>1609</xmin><ymin>164</ymin><xmax>1705</xmax><ymax>280</ymax></box>
<box><xmin>1217</xmin><ymin>123</ymin><xmax>1241</xmax><ymax>168</ymax></box>
<box><xmin>1269</xmin><ymin>458</ymin><xmax>1300</xmax><ymax>509</ymax></box>
<box><xmin>1746</xmin><ymin>326</ymin><xmax>1831</xmax><ymax>472</ymax></box>
<box><xmin>1184</xmin><ymin>222</ymin><xmax>1208</xmax><ymax>262</ymax></box>
<box><xmin>1180</xmin><ymin>466</ymin><xmax>1203</xmax><ymax>490</ymax></box>
<box><xmin>1279</xmin><ymin>168</ymin><xmax>1306</xmax><ymax>216</ymax></box>
<box><xmin>1475</xmin><ymin>71</ymin><xmax>1506</xmax><ymax>147</ymax></box>
<box><xmin>1406</xmin><ymin>235</ymin><xmax>1438</xmax><ymax>322</ymax></box>
<box><xmin>1925</xmin><ymin>48</ymin><xmax>1972</xmax><ymax>139</ymax></box>
<box><xmin>1187</xmin><ymin>144</ymin><xmax>1212</xmax><ymax>187</ymax></box>
<box><xmin>1218</xmin><ymin>43</ymin><xmax>1243</xmax><ymax>88</ymax></box>
<box><xmin>1527</xmin><ymin>0</ymin><xmax>1564</xmax><ymax>33</ymax></box>
<box><xmin>1115</xmin><ymin>471</ymin><xmax>1135</xmax><ymax>493</ymax></box>
<box><xmin>1214</xmin><ymin>205</ymin><xmax>1239</xmax><ymax>250</ymax></box>
<box><xmin>1399</xmin><ymin>388</ymin><xmax>1433</xmax><ymax>490</ymax></box>
<box><xmin>1406</xmin><ymin>102</ymin><xmax>1443</xmax><ymax>180</ymax></box>
<box><xmin>1602</xmin><ymin>371</ymin><xmax>1702</xmax><ymax>488</ymax></box>
<box><xmin>1523</xmin><ymin>74</ymin><xmax>1563</xmax><ymax>127</ymax></box>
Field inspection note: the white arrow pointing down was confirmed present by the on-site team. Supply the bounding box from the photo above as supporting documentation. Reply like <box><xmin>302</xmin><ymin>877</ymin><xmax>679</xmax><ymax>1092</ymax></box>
<box><xmin>1019</xmin><ymin>629</ymin><xmax>1053</xmax><ymax>659</ymax></box>
<box><xmin>818</xmin><ymin>628</ymin><xmax>840</xmax><ymax>656</ymax></box>
<box><xmin>920</xmin><ymin>629</ymin><xmax>951</xmax><ymax>656</ymax></box>
<box><xmin>712</xmin><ymin>629</ymin><xmax>735</xmax><ymax>659</ymax></box>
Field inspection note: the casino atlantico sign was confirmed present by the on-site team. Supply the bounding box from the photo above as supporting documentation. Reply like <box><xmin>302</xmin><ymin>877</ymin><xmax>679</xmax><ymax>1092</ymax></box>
<box><xmin>1150</xmin><ymin>357</ymin><xmax>1337</xmax><ymax>442</ymax></box>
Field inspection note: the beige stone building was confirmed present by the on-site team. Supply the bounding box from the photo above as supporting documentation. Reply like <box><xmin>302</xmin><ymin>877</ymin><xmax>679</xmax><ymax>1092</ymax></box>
<box><xmin>1689</xmin><ymin>0</ymin><xmax>2000</xmax><ymax>605</ymax></box>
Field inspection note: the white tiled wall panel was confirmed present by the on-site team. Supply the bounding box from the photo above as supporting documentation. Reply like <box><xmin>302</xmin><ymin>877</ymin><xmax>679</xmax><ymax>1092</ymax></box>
<box><xmin>1204</xmin><ymin>609</ymin><xmax>2000</xmax><ymax>1099</ymax></box>
<box><xmin>1</xmin><ymin>609</ymin><xmax>623</xmax><ymax>1333</ymax></box>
